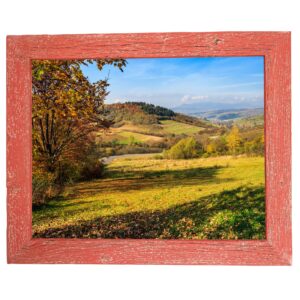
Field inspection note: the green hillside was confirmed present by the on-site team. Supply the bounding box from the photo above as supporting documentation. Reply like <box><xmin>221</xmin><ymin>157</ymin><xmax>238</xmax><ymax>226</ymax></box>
<box><xmin>160</xmin><ymin>120</ymin><xmax>203</xmax><ymax>135</ymax></box>
<box><xmin>97</xmin><ymin>102</ymin><xmax>217</xmax><ymax>155</ymax></box>
<box><xmin>235</xmin><ymin>114</ymin><xmax>264</xmax><ymax>128</ymax></box>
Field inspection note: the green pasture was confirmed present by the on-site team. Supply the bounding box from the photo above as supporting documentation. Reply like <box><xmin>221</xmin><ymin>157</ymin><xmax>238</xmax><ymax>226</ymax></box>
<box><xmin>33</xmin><ymin>155</ymin><xmax>265</xmax><ymax>239</ymax></box>
<box><xmin>160</xmin><ymin>120</ymin><xmax>203</xmax><ymax>135</ymax></box>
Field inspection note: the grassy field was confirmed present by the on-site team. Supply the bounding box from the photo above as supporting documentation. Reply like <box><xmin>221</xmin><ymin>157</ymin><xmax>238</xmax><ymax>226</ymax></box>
<box><xmin>235</xmin><ymin>114</ymin><xmax>264</xmax><ymax>128</ymax></box>
<box><xmin>33</xmin><ymin>155</ymin><xmax>265</xmax><ymax>239</ymax></box>
<box><xmin>113</xmin><ymin>123</ymin><xmax>164</xmax><ymax>136</ymax></box>
<box><xmin>117</xmin><ymin>131</ymin><xmax>163</xmax><ymax>144</ymax></box>
<box><xmin>110</xmin><ymin>120</ymin><xmax>203</xmax><ymax>138</ymax></box>
<box><xmin>98</xmin><ymin>120</ymin><xmax>204</xmax><ymax>145</ymax></box>
<box><xmin>160</xmin><ymin>120</ymin><xmax>203</xmax><ymax>135</ymax></box>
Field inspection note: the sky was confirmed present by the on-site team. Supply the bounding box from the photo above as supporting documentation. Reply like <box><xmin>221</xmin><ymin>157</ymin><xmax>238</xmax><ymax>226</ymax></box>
<box><xmin>81</xmin><ymin>56</ymin><xmax>264</xmax><ymax>110</ymax></box>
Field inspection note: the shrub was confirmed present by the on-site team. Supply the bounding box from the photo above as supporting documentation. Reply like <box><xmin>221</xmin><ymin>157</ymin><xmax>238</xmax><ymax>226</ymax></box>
<box><xmin>206</xmin><ymin>143</ymin><xmax>216</xmax><ymax>154</ymax></box>
<box><xmin>79</xmin><ymin>142</ymin><xmax>105</xmax><ymax>180</ymax></box>
<box><xmin>55</xmin><ymin>160</ymin><xmax>81</xmax><ymax>186</ymax></box>
<box><xmin>164</xmin><ymin>137</ymin><xmax>198</xmax><ymax>159</ymax></box>
<box><xmin>32</xmin><ymin>169</ymin><xmax>56</xmax><ymax>206</ymax></box>
<box><xmin>80</xmin><ymin>160</ymin><xmax>105</xmax><ymax>180</ymax></box>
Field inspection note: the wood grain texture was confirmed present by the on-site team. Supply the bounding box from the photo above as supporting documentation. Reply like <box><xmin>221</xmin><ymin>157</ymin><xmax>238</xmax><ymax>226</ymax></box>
<box><xmin>6</xmin><ymin>32</ymin><xmax>291</xmax><ymax>264</ymax></box>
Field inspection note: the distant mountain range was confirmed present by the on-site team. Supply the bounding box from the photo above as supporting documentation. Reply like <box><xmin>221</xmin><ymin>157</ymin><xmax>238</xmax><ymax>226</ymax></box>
<box><xmin>189</xmin><ymin>108</ymin><xmax>264</xmax><ymax>122</ymax></box>
<box><xmin>173</xmin><ymin>101</ymin><xmax>264</xmax><ymax>114</ymax></box>
<box><xmin>172</xmin><ymin>101</ymin><xmax>263</xmax><ymax>122</ymax></box>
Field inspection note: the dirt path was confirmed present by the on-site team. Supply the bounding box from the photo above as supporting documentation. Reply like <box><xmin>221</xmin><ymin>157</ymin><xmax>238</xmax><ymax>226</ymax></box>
<box><xmin>101</xmin><ymin>153</ymin><xmax>161</xmax><ymax>165</ymax></box>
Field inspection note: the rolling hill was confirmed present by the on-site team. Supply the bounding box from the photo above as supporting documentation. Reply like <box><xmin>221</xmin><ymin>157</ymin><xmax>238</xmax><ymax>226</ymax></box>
<box><xmin>97</xmin><ymin>102</ymin><xmax>219</xmax><ymax>155</ymax></box>
<box><xmin>190</xmin><ymin>108</ymin><xmax>264</xmax><ymax>122</ymax></box>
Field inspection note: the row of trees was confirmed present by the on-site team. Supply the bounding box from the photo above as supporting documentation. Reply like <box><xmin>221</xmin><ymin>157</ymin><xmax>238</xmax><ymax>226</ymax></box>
<box><xmin>163</xmin><ymin>125</ymin><xmax>264</xmax><ymax>159</ymax></box>
<box><xmin>125</xmin><ymin>102</ymin><xmax>176</xmax><ymax>117</ymax></box>
<box><xmin>202</xmin><ymin>125</ymin><xmax>264</xmax><ymax>157</ymax></box>
<box><xmin>107</xmin><ymin>102</ymin><xmax>211</xmax><ymax>129</ymax></box>
<box><xmin>107</xmin><ymin>103</ymin><xmax>158</xmax><ymax>125</ymax></box>
<box><xmin>32</xmin><ymin>59</ymin><xmax>126</xmax><ymax>204</ymax></box>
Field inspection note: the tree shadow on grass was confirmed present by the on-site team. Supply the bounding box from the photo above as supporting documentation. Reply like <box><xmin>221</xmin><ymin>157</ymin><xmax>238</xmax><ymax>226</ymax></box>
<box><xmin>33</xmin><ymin>198</ymin><xmax>91</xmax><ymax>211</ymax></box>
<box><xmin>32</xmin><ymin>165</ymin><xmax>227</xmax><ymax>223</ymax></box>
<box><xmin>106</xmin><ymin>164</ymin><xmax>222</xmax><ymax>180</ymax></box>
<box><xmin>64</xmin><ymin>165</ymin><xmax>226</xmax><ymax>197</ymax></box>
<box><xmin>33</xmin><ymin>186</ymin><xmax>265</xmax><ymax>240</ymax></box>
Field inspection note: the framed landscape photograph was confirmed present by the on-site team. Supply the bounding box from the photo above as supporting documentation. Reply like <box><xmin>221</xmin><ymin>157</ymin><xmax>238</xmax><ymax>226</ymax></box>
<box><xmin>7</xmin><ymin>32</ymin><xmax>291</xmax><ymax>264</ymax></box>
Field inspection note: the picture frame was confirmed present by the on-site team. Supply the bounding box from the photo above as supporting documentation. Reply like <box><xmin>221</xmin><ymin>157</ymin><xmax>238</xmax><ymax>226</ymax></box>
<box><xmin>7</xmin><ymin>32</ymin><xmax>291</xmax><ymax>264</ymax></box>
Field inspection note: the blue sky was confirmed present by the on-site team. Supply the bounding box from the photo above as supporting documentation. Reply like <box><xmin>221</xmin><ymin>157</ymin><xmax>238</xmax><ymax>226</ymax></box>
<box><xmin>81</xmin><ymin>57</ymin><xmax>264</xmax><ymax>109</ymax></box>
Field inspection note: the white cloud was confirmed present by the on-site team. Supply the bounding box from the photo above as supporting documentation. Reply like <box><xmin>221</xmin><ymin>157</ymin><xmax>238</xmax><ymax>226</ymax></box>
<box><xmin>107</xmin><ymin>98</ymin><xmax>128</xmax><ymax>104</ymax></box>
<box><xmin>180</xmin><ymin>95</ymin><xmax>190</xmax><ymax>103</ymax></box>
<box><xmin>180</xmin><ymin>95</ymin><xmax>209</xmax><ymax>104</ymax></box>
<box><xmin>191</xmin><ymin>95</ymin><xmax>209</xmax><ymax>100</ymax></box>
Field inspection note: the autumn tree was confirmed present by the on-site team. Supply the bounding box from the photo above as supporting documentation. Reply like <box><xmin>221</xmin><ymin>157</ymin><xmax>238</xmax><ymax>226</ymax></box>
<box><xmin>206</xmin><ymin>143</ymin><xmax>216</xmax><ymax>154</ymax></box>
<box><xmin>226</xmin><ymin>125</ymin><xmax>241</xmax><ymax>155</ymax></box>
<box><xmin>32</xmin><ymin>59</ymin><xmax>126</xmax><ymax>171</ymax></box>
<box><xmin>164</xmin><ymin>137</ymin><xmax>198</xmax><ymax>159</ymax></box>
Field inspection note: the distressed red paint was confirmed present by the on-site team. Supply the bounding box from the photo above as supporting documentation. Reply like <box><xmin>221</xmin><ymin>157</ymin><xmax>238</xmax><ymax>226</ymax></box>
<box><xmin>7</xmin><ymin>32</ymin><xmax>291</xmax><ymax>264</ymax></box>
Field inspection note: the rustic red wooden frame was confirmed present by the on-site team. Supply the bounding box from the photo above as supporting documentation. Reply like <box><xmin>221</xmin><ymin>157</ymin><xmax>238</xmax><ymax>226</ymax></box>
<box><xmin>7</xmin><ymin>32</ymin><xmax>291</xmax><ymax>264</ymax></box>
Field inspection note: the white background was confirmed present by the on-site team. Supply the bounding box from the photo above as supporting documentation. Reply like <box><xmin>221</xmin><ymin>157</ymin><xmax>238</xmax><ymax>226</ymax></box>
<box><xmin>0</xmin><ymin>1</ymin><xmax>299</xmax><ymax>299</ymax></box>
